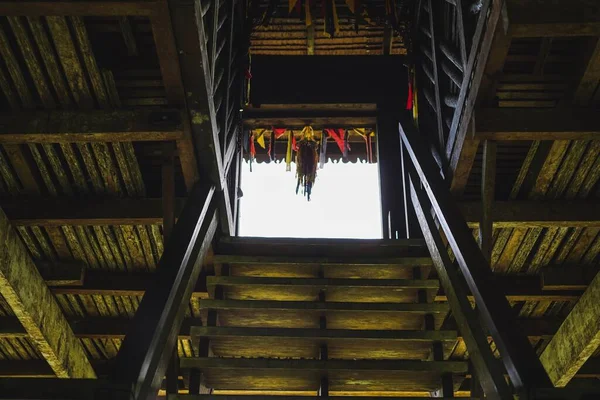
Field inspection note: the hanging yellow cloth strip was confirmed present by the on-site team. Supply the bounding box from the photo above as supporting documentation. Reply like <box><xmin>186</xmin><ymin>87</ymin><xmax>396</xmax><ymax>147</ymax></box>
<box><xmin>412</xmin><ymin>68</ymin><xmax>419</xmax><ymax>125</ymax></box>
<box><xmin>286</xmin><ymin>130</ymin><xmax>293</xmax><ymax>171</ymax></box>
<box><xmin>305</xmin><ymin>0</ymin><xmax>312</xmax><ymax>27</ymax></box>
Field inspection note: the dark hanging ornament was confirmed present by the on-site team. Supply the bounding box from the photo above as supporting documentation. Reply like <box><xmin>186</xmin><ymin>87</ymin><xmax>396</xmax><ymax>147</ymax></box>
<box><xmin>295</xmin><ymin>127</ymin><xmax>319</xmax><ymax>201</ymax></box>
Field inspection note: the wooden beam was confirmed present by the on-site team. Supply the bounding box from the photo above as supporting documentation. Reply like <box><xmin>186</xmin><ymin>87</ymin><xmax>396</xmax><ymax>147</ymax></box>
<box><xmin>2</xmin><ymin>197</ymin><xmax>185</xmax><ymax>226</ymax></box>
<box><xmin>459</xmin><ymin>200</ymin><xmax>600</xmax><ymax>228</ymax></box>
<box><xmin>572</xmin><ymin>37</ymin><xmax>600</xmax><ymax>106</ymax></box>
<box><xmin>243</xmin><ymin>115</ymin><xmax>377</xmax><ymax>129</ymax></box>
<box><xmin>0</xmin><ymin>207</ymin><xmax>95</xmax><ymax>378</ymax></box>
<box><xmin>5</xmin><ymin>197</ymin><xmax>597</xmax><ymax>229</ymax></box>
<box><xmin>0</xmin><ymin>315</ymin><xmax>565</xmax><ymax>342</ymax></box>
<box><xmin>0</xmin><ymin>1</ymin><xmax>159</xmax><ymax>16</ymax></box>
<box><xmin>540</xmin><ymin>271</ymin><xmax>600</xmax><ymax>387</ymax></box>
<box><xmin>0</xmin><ymin>109</ymin><xmax>184</xmax><ymax>143</ymax></box>
<box><xmin>542</xmin><ymin>267</ymin><xmax>599</xmax><ymax>291</ymax></box>
<box><xmin>475</xmin><ymin>108</ymin><xmax>600</xmax><ymax>140</ymax></box>
<box><xmin>151</xmin><ymin>1</ymin><xmax>199</xmax><ymax>191</ymax></box>
<box><xmin>507</xmin><ymin>0</ymin><xmax>600</xmax><ymax>38</ymax></box>
<box><xmin>400</xmin><ymin>114</ymin><xmax>552</xmax><ymax>390</ymax></box>
<box><xmin>111</xmin><ymin>183</ymin><xmax>217</xmax><ymax>399</ymax></box>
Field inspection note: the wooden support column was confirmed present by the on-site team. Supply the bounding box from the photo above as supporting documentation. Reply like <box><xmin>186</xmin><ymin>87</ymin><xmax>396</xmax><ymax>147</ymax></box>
<box><xmin>540</xmin><ymin>271</ymin><xmax>600</xmax><ymax>387</ymax></box>
<box><xmin>0</xmin><ymin>207</ymin><xmax>95</xmax><ymax>378</ymax></box>
<box><xmin>163</xmin><ymin>145</ymin><xmax>179</xmax><ymax>396</ymax></box>
<box><xmin>401</xmin><ymin>114</ymin><xmax>551</xmax><ymax>391</ymax></box>
<box><xmin>111</xmin><ymin>183</ymin><xmax>218</xmax><ymax>399</ymax></box>
<box><xmin>376</xmin><ymin>106</ymin><xmax>405</xmax><ymax>239</ymax></box>
<box><xmin>479</xmin><ymin>140</ymin><xmax>496</xmax><ymax>260</ymax></box>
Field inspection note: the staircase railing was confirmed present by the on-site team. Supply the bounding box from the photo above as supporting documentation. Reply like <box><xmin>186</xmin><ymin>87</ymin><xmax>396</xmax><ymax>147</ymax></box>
<box><xmin>398</xmin><ymin>114</ymin><xmax>552</xmax><ymax>400</ymax></box>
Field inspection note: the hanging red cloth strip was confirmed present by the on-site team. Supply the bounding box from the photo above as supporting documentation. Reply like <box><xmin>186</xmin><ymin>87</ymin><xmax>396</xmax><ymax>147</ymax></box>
<box><xmin>250</xmin><ymin>133</ymin><xmax>256</xmax><ymax>158</ymax></box>
<box><xmin>406</xmin><ymin>80</ymin><xmax>413</xmax><ymax>110</ymax></box>
<box><xmin>292</xmin><ymin>135</ymin><xmax>298</xmax><ymax>151</ymax></box>
<box><xmin>324</xmin><ymin>128</ymin><xmax>346</xmax><ymax>153</ymax></box>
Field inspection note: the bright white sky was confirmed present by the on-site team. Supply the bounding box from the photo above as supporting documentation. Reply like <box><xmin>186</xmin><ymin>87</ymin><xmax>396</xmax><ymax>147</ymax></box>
<box><xmin>238</xmin><ymin>160</ymin><xmax>383</xmax><ymax>239</ymax></box>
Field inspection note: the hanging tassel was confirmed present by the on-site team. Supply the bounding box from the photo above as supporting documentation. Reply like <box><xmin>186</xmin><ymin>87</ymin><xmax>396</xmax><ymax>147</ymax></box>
<box><xmin>305</xmin><ymin>0</ymin><xmax>312</xmax><ymax>27</ymax></box>
<box><xmin>286</xmin><ymin>130</ymin><xmax>293</xmax><ymax>171</ymax></box>
<box><xmin>343</xmin><ymin>129</ymin><xmax>350</xmax><ymax>160</ymax></box>
<box><xmin>296</xmin><ymin>128</ymin><xmax>319</xmax><ymax>201</ymax></box>
<box><xmin>268</xmin><ymin>131</ymin><xmax>275</xmax><ymax>161</ymax></box>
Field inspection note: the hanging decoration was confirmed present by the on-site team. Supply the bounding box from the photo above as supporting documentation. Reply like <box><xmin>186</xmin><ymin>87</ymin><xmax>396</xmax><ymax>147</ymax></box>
<box><xmin>323</xmin><ymin>0</ymin><xmax>340</xmax><ymax>37</ymax></box>
<box><xmin>296</xmin><ymin>126</ymin><xmax>319</xmax><ymax>201</ymax></box>
<box><xmin>285</xmin><ymin>130</ymin><xmax>293</xmax><ymax>171</ymax></box>
<box><xmin>269</xmin><ymin>127</ymin><xmax>287</xmax><ymax>160</ymax></box>
<box><xmin>324</xmin><ymin>128</ymin><xmax>347</xmax><ymax>154</ymax></box>
<box><xmin>353</xmin><ymin>128</ymin><xmax>374</xmax><ymax>163</ymax></box>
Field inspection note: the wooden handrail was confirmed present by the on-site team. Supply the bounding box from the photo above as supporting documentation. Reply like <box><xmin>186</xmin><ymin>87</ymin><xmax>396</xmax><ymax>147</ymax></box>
<box><xmin>111</xmin><ymin>182</ymin><xmax>218</xmax><ymax>399</ymax></box>
<box><xmin>399</xmin><ymin>115</ymin><xmax>551</xmax><ymax>393</ymax></box>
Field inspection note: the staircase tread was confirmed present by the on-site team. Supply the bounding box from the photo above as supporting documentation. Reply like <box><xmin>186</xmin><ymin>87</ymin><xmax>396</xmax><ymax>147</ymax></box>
<box><xmin>207</xmin><ymin>276</ymin><xmax>440</xmax><ymax>289</ymax></box>
<box><xmin>213</xmin><ymin>255</ymin><xmax>433</xmax><ymax>266</ymax></box>
<box><xmin>180</xmin><ymin>357</ymin><xmax>468</xmax><ymax>372</ymax></box>
<box><xmin>200</xmin><ymin>299</ymin><xmax>448</xmax><ymax>313</ymax></box>
<box><xmin>190</xmin><ymin>326</ymin><xmax>458</xmax><ymax>340</ymax></box>
<box><xmin>171</xmin><ymin>396</ymin><xmax>472</xmax><ymax>399</ymax></box>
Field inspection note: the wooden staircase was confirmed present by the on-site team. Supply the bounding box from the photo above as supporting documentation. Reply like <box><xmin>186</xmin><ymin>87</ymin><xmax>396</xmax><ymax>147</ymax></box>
<box><xmin>176</xmin><ymin>237</ymin><xmax>468</xmax><ymax>398</ymax></box>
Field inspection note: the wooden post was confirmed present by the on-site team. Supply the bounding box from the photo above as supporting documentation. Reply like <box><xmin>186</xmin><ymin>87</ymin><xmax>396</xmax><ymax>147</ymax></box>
<box><xmin>479</xmin><ymin>140</ymin><xmax>496</xmax><ymax>260</ymax></box>
<box><xmin>111</xmin><ymin>183</ymin><xmax>218</xmax><ymax>399</ymax></box>
<box><xmin>400</xmin><ymin>115</ymin><xmax>551</xmax><ymax>391</ymax></box>
<box><xmin>163</xmin><ymin>144</ymin><xmax>179</xmax><ymax>395</ymax></box>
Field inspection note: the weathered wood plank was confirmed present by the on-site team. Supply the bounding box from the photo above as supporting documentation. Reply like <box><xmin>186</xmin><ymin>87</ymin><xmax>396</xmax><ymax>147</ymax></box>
<box><xmin>207</xmin><ymin>276</ymin><xmax>440</xmax><ymax>290</ymax></box>
<box><xmin>475</xmin><ymin>108</ymin><xmax>600</xmax><ymax>140</ymax></box>
<box><xmin>0</xmin><ymin>206</ymin><xmax>95</xmax><ymax>378</ymax></box>
<box><xmin>540</xmin><ymin>271</ymin><xmax>600</xmax><ymax>386</ymax></box>
<box><xmin>0</xmin><ymin>109</ymin><xmax>184</xmax><ymax>143</ymax></box>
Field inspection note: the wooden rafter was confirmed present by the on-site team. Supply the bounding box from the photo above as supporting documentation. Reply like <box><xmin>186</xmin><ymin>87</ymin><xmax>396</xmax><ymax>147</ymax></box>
<box><xmin>540</xmin><ymin>271</ymin><xmax>600</xmax><ymax>387</ymax></box>
<box><xmin>0</xmin><ymin>206</ymin><xmax>95</xmax><ymax>378</ymax></box>
<box><xmin>0</xmin><ymin>1</ymin><xmax>159</xmax><ymax>16</ymax></box>
<box><xmin>0</xmin><ymin>109</ymin><xmax>184</xmax><ymax>143</ymax></box>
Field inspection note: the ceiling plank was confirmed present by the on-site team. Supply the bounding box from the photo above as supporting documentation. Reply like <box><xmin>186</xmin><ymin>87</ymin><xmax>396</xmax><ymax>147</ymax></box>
<box><xmin>0</xmin><ymin>109</ymin><xmax>184</xmax><ymax>143</ymax></box>
<box><xmin>540</xmin><ymin>271</ymin><xmax>600</xmax><ymax>387</ymax></box>
<box><xmin>0</xmin><ymin>207</ymin><xmax>95</xmax><ymax>378</ymax></box>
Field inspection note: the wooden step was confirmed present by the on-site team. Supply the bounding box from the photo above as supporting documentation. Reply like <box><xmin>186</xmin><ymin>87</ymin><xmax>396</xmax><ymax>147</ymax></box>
<box><xmin>190</xmin><ymin>327</ymin><xmax>457</xmax><ymax>360</ymax></box>
<box><xmin>179</xmin><ymin>358</ymin><xmax>468</xmax><ymax>392</ymax></box>
<box><xmin>170</xmin><ymin>396</ymin><xmax>472</xmax><ymax>400</ymax></box>
<box><xmin>201</xmin><ymin>300</ymin><xmax>447</xmax><ymax>313</ymax></box>
<box><xmin>202</xmin><ymin>300</ymin><xmax>448</xmax><ymax>330</ymax></box>
<box><xmin>216</xmin><ymin>237</ymin><xmax>430</xmax><ymax>258</ymax></box>
<box><xmin>213</xmin><ymin>255</ymin><xmax>433</xmax><ymax>267</ymax></box>
<box><xmin>207</xmin><ymin>277</ymin><xmax>440</xmax><ymax>302</ymax></box>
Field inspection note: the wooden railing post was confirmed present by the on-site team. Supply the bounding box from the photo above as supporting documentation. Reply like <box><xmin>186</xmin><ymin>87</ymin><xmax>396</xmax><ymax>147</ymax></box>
<box><xmin>399</xmin><ymin>115</ymin><xmax>551</xmax><ymax>392</ymax></box>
